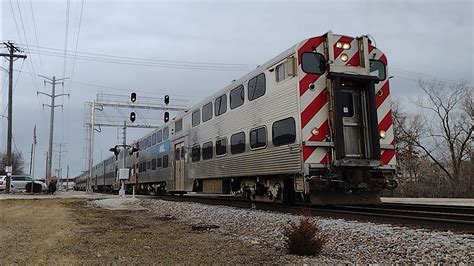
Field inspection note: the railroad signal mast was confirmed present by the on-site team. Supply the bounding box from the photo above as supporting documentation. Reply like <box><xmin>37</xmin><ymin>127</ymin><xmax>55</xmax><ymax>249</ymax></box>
<box><xmin>84</xmin><ymin>92</ymin><xmax>187</xmax><ymax>193</ymax></box>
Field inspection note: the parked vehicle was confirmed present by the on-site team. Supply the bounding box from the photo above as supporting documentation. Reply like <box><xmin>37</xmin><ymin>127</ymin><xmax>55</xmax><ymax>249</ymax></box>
<box><xmin>0</xmin><ymin>175</ymin><xmax>47</xmax><ymax>192</ymax></box>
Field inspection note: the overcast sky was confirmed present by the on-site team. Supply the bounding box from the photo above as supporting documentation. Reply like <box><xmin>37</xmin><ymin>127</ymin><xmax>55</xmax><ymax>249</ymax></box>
<box><xmin>1</xmin><ymin>0</ymin><xmax>473</xmax><ymax>178</ymax></box>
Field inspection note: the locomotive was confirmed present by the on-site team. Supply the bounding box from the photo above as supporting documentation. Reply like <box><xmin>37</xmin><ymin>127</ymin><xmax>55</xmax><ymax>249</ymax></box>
<box><xmin>76</xmin><ymin>31</ymin><xmax>397</xmax><ymax>204</ymax></box>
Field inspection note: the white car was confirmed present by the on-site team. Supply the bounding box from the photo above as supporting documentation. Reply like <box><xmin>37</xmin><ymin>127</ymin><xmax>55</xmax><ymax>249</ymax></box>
<box><xmin>0</xmin><ymin>175</ymin><xmax>47</xmax><ymax>192</ymax></box>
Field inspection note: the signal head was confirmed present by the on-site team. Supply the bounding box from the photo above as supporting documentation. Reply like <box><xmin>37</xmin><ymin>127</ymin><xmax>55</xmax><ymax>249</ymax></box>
<box><xmin>164</xmin><ymin>111</ymin><xmax>169</xmax><ymax>123</ymax></box>
<box><xmin>164</xmin><ymin>95</ymin><xmax>170</xmax><ymax>105</ymax></box>
<box><xmin>131</xmin><ymin>92</ymin><xmax>137</xmax><ymax>103</ymax></box>
<box><xmin>130</xmin><ymin>112</ymin><xmax>136</xmax><ymax>122</ymax></box>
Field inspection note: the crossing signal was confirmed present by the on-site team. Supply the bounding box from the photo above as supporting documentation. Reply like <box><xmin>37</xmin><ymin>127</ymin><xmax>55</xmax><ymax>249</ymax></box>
<box><xmin>164</xmin><ymin>111</ymin><xmax>169</xmax><ymax>123</ymax></box>
<box><xmin>130</xmin><ymin>112</ymin><xmax>136</xmax><ymax>122</ymax></box>
<box><xmin>164</xmin><ymin>95</ymin><xmax>169</xmax><ymax>105</ymax></box>
<box><xmin>131</xmin><ymin>92</ymin><xmax>137</xmax><ymax>103</ymax></box>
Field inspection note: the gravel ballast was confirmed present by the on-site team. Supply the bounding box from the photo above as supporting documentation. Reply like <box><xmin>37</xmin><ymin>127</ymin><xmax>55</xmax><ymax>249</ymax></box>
<box><xmin>91</xmin><ymin>197</ymin><xmax>474</xmax><ymax>264</ymax></box>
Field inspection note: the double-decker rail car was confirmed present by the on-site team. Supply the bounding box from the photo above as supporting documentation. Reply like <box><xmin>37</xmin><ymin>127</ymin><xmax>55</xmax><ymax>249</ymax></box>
<box><xmin>81</xmin><ymin>31</ymin><xmax>397</xmax><ymax>204</ymax></box>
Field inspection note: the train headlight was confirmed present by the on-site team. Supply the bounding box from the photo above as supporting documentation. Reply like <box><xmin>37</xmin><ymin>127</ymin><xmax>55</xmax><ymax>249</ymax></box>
<box><xmin>340</xmin><ymin>53</ymin><xmax>349</xmax><ymax>62</ymax></box>
<box><xmin>336</xmin><ymin>42</ymin><xmax>351</xmax><ymax>50</ymax></box>
<box><xmin>311</xmin><ymin>127</ymin><xmax>319</xmax><ymax>136</ymax></box>
<box><xmin>380</xmin><ymin>130</ymin><xmax>386</xmax><ymax>139</ymax></box>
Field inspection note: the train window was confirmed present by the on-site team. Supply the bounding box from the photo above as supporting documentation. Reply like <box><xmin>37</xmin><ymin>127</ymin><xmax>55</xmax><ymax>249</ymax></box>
<box><xmin>301</xmin><ymin>52</ymin><xmax>326</xmax><ymax>74</ymax></box>
<box><xmin>369</xmin><ymin>59</ymin><xmax>386</xmax><ymax>80</ymax></box>
<box><xmin>157</xmin><ymin>130</ymin><xmax>163</xmax><ymax>143</ymax></box>
<box><xmin>250</xmin><ymin>127</ymin><xmax>267</xmax><ymax>149</ymax></box>
<box><xmin>202</xmin><ymin>141</ymin><xmax>213</xmax><ymax>160</ymax></box>
<box><xmin>202</xmin><ymin>102</ymin><xmax>212</xmax><ymax>122</ymax></box>
<box><xmin>156</xmin><ymin>157</ymin><xmax>162</xmax><ymax>168</ymax></box>
<box><xmin>340</xmin><ymin>91</ymin><xmax>354</xmax><ymax>117</ymax></box>
<box><xmin>231</xmin><ymin>132</ymin><xmax>246</xmax><ymax>154</ymax></box>
<box><xmin>175</xmin><ymin>119</ymin><xmax>183</xmax><ymax>133</ymax></box>
<box><xmin>152</xmin><ymin>133</ymin><xmax>156</xmax><ymax>145</ymax></box>
<box><xmin>148</xmin><ymin>136</ymin><xmax>151</xmax><ymax>148</ymax></box>
<box><xmin>163</xmin><ymin>155</ymin><xmax>169</xmax><ymax>168</ymax></box>
<box><xmin>248</xmin><ymin>73</ymin><xmax>266</xmax><ymax>101</ymax></box>
<box><xmin>191</xmin><ymin>145</ymin><xmax>201</xmax><ymax>162</ymax></box>
<box><xmin>181</xmin><ymin>147</ymin><xmax>186</xmax><ymax>159</ymax></box>
<box><xmin>192</xmin><ymin>110</ymin><xmax>200</xmax><ymax>127</ymax></box>
<box><xmin>152</xmin><ymin>159</ymin><xmax>156</xmax><ymax>170</ymax></box>
<box><xmin>147</xmin><ymin>161</ymin><xmax>151</xmax><ymax>170</ymax></box>
<box><xmin>214</xmin><ymin>94</ymin><xmax>227</xmax><ymax>116</ymax></box>
<box><xmin>230</xmin><ymin>85</ymin><xmax>244</xmax><ymax>109</ymax></box>
<box><xmin>275</xmin><ymin>62</ymin><xmax>287</xmax><ymax>82</ymax></box>
<box><xmin>163</xmin><ymin>127</ymin><xmax>169</xmax><ymax>140</ymax></box>
<box><xmin>216</xmin><ymin>138</ymin><xmax>227</xmax><ymax>156</ymax></box>
<box><xmin>272</xmin><ymin>117</ymin><xmax>296</xmax><ymax>146</ymax></box>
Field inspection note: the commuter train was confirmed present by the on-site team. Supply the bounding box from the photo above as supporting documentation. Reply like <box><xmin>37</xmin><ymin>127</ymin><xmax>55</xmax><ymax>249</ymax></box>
<box><xmin>76</xmin><ymin>32</ymin><xmax>397</xmax><ymax>204</ymax></box>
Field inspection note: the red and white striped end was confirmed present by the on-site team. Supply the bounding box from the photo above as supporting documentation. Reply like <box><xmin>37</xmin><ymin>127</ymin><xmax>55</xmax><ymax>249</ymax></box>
<box><xmin>297</xmin><ymin>36</ymin><xmax>331</xmax><ymax>164</ymax></box>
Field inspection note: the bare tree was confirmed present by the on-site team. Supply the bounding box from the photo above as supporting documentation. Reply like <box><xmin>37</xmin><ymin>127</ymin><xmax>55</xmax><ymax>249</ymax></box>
<box><xmin>397</xmin><ymin>80</ymin><xmax>472</xmax><ymax>190</ymax></box>
<box><xmin>0</xmin><ymin>151</ymin><xmax>25</xmax><ymax>175</ymax></box>
<box><xmin>392</xmin><ymin>101</ymin><xmax>424</xmax><ymax>181</ymax></box>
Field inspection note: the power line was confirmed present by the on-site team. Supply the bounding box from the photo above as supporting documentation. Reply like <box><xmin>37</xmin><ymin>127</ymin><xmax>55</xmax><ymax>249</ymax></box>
<box><xmin>23</xmin><ymin>49</ymin><xmax>254</xmax><ymax>71</ymax></box>
<box><xmin>28</xmin><ymin>0</ymin><xmax>45</xmax><ymax>76</ymax></box>
<box><xmin>19</xmin><ymin>43</ymin><xmax>256</xmax><ymax>68</ymax></box>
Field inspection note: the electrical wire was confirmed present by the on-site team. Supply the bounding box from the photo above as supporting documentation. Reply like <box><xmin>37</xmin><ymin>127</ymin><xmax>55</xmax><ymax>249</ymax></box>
<box><xmin>20</xmin><ymin>44</ymin><xmax>256</xmax><ymax>68</ymax></box>
<box><xmin>28</xmin><ymin>0</ymin><xmax>45</xmax><ymax>76</ymax></box>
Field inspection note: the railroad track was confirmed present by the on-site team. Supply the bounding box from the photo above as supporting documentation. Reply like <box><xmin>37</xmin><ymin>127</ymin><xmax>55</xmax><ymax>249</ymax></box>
<box><xmin>156</xmin><ymin>194</ymin><xmax>474</xmax><ymax>233</ymax></box>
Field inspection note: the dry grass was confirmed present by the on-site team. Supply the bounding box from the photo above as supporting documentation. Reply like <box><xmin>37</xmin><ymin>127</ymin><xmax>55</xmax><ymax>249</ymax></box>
<box><xmin>282</xmin><ymin>215</ymin><xmax>326</xmax><ymax>256</ymax></box>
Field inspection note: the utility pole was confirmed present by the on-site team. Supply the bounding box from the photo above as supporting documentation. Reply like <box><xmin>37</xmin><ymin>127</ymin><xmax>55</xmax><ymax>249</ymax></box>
<box><xmin>38</xmin><ymin>76</ymin><xmax>69</xmax><ymax>184</ymax></box>
<box><xmin>66</xmin><ymin>165</ymin><xmax>69</xmax><ymax>192</ymax></box>
<box><xmin>0</xmin><ymin>42</ymin><xmax>26</xmax><ymax>193</ymax></box>
<box><xmin>86</xmin><ymin>101</ymin><xmax>95</xmax><ymax>194</ymax></box>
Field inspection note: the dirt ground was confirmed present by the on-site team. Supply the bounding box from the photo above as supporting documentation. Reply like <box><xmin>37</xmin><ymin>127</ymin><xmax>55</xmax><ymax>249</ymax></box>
<box><xmin>0</xmin><ymin>198</ymin><xmax>281</xmax><ymax>264</ymax></box>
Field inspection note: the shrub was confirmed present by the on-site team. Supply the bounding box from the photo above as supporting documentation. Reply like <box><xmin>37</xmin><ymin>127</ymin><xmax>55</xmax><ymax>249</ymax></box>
<box><xmin>282</xmin><ymin>215</ymin><xmax>326</xmax><ymax>256</ymax></box>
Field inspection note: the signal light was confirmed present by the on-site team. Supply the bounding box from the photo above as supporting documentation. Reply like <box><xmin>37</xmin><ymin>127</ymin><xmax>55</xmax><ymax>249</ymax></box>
<box><xmin>131</xmin><ymin>92</ymin><xmax>137</xmax><ymax>103</ymax></box>
<box><xmin>129</xmin><ymin>146</ymin><xmax>139</xmax><ymax>155</ymax></box>
<box><xmin>130</xmin><ymin>112</ymin><xmax>136</xmax><ymax>122</ymax></box>
<box><xmin>164</xmin><ymin>95</ymin><xmax>169</xmax><ymax>105</ymax></box>
<box><xmin>164</xmin><ymin>111</ymin><xmax>169</xmax><ymax>123</ymax></box>
<box><xmin>109</xmin><ymin>145</ymin><xmax>120</xmax><ymax>159</ymax></box>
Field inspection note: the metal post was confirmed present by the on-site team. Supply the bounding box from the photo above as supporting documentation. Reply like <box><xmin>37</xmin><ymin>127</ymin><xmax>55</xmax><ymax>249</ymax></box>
<box><xmin>119</xmin><ymin>121</ymin><xmax>127</xmax><ymax>197</ymax></box>
<box><xmin>46</xmin><ymin>76</ymin><xmax>56</xmax><ymax>184</ymax></box>
<box><xmin>66</xmin><ymin>165</ymin><xmax>69</xmax><ymax>192</ymax></box>
<box><xmin>38</xmin><ymin>76</ymin><xmax>68</xmax><ymax>185</ymax></box>
<box><xmin>86</xmin><ymin>101</ymin><xmax>95</xmax><ymax>194</ymax></box>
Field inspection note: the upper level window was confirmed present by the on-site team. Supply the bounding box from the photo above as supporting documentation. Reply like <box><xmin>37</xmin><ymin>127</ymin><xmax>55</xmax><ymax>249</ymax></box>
<box><xmin>369</xmin><ymin>59</ymin><xmax>386</xmax><ymax>81</ymax></box>
<box><xmin>250</xmin><ymin>127</ymin><xmax>267</xmax><ymax>149</ymax></box>
<box><xmin>214</xmin><ymin>94</ymin><xmax>227</xmax><ymax>116</ymax></box>
<box><xmin>163</xmin><ymin>127</ymin><xmax>169</xmax><ymax>140</ymax></box>
<box><xmin>156</xmin><ymin>157</ymin><xmax>162</xmax><ymax>168</ymax></box>
<box><xmin>216</xmin><ymin>138</ymin><xmax>227</xmax><ymax>156</ymax></box>
<box><xmin>175</xmin><ymin>119</ymin><xmax>183</xmax><ymax>133</ymax></box>
<box><xmin>231</xmin><ymin>132</ymin><xmax>245</xmax><ymax>154</ymax></box>
<box><xmin>272</xmin><ymin>117</ymin><xmax>296</xmax><ymax>146</ymax></box>
<box><xmin>202</xmin><ymin>102</ymin><xmax>212</xmax><ymax>122</ymax></box>
<box><xmin>301</xmin><ymin>52</ymin><xmax>326</xmax><ymax>74</ymax></box>
<box><xmin>192</xmin><ymin>110</ymin><xmax>200</xmax><ymax>127</ymax></box>
<box><xmin>248</xmin><ymin>73</ymin><xmax>266</xmax><ymax>101</ymax></box>
<box><xmin>230</xmin><ymin>85</ymin><xmax>244</xmax><ymax>109</ymax></box>
<box><xmin>191</xmin><ymin>145</ymin><xmax>201</xmax><ymax>162</ymax></box>
<box><xmin>202</xmin><ymin>141</ymin><xmax>213</xmax><ymax>160</ymax></box>
<box><xmin>157</xmin><ymin>130</ymin><xmax>163</xmax><ymax>143</ymax></box>
<box><xmin>275</xmin><ymin>62</ymin><xmax>287</xmax><ymax>82</ymax></box>
<box><xmin>147</xmin><ymin>136</ymin><xmax>151</xmax><ymax>148</ymax></box>
<box><xmin>152</xmin><ymin>133</ymin><xmax>156</xmax><ymax>145</ymax></box>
